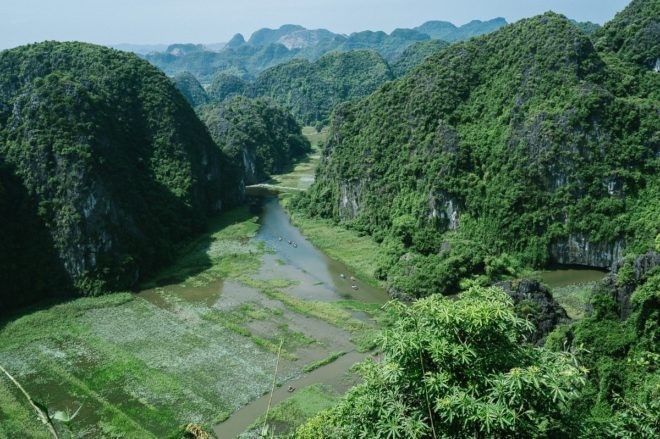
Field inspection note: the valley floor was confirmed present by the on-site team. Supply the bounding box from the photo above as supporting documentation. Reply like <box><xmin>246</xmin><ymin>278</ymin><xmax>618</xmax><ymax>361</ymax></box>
<box><xmin>0</xmin><ymin>127</ymin><xmax>605</xmax><ymax>439</ymax></box>
<box><xmin>0</xmin><ymin>128</ymin><xmax>387</xmax><ymax>439</ymax></box>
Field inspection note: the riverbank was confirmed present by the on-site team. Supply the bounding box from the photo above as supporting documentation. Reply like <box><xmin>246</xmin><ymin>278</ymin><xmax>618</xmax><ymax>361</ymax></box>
<box><xmin>0</xmin><ymin>195</ymin><xmax>388</xmax><ymax>438</ymax></box>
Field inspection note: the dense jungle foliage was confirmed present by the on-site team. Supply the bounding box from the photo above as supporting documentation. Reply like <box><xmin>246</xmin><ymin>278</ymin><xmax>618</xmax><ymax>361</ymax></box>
<box><xmin>298</xmin><ymin>286</ymin><xmax>588</xmax><ymax>438</ymax></box>
<box><xmin>248</xmin><ymin>50</ymin><xmax>394</xmax><ymax>125</ymax></box>
<box><xmin>173</xmin><ymin>71</ymin><xmax>209</xmax><ymax>107</ymax></box>
<box><xmin>594</xmin><ymin>0</ymin><xmax>660</xmax><ymax>70</ymax></box>
<box><xmin>207</xmin><ymin>72</ymin><xmax>249</xmax><ymax>103</ymax></box>
<box><xmin>297</xmin><ymin>9</ymin><xmax>659</xmax><ymax>298</ymax></box>
<box><xmin>0</xmin><ymin>42</ymin><xmax>239</xmax><ymax>313</ymax></box>
<box><xmin>292</xmin><ymin>2</ymin><xmax>659</xmax><ymax>437</ymax></box>
<box><xmin>391</xmin><ymin>39</ymin><xmax>450</xmax><ymax>77</ymax></box>
<box><xmin>198</xmin><ymin>96</ymin><xmax>310</xmax><ymax>185</ymax></box>
<box><xmin>144</xmin><ymin>20</ymin><xmax>507</xmax><ymax>82</ymax></box>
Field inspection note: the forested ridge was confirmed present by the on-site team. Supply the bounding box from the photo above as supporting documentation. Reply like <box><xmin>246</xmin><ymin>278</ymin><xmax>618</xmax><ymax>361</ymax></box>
<box><xmin>297</xmin><ymin>9</ymin><xmax>659</xmax><ymax>299</ymax></box>
<box><xmin>291</xmin><ymin>1</ymin><xmax>659</xmax><ymax>436</ymax></box>
<box><xmin>0</xmin><ymin>42</ymin><xmax>241</xmax><ymax>310</ymax></box>
<box><xmin>199</xmin><ymin>96</ymin><xmax>311</xmax><ymax>185</ymax></box>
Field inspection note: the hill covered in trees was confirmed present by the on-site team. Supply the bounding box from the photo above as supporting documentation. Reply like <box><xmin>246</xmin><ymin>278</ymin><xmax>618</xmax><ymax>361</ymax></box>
<box><xmin>199</xmin><ymin>97</ymin><xmax>310</xmax><ymax>185</ymax></box>
<box><xmin>391</xmin><ymin>39</ymin><xmax>451</xmax><ymax>77</ymax></box>
<box><xmin>293</xmin><ymin>5</ymin><xmax>659</xmax><ymax>435</ymax></box>
<box><xmin>248</xmin><ymin>50</ymin><xmax>394</xmax><ymax>125</ymax></box>
<box><xmin>594</xmin><ymin>0</ymin><xmax>659</xmax><ymax>70</ymax></box>
<box><xmin>172</xmin><ymin>50</ymin><xmax>396</xmax><ymax>126</ymax></box>
<box><xmin>0</xmin><ymin>42</ymin><xmax>241</xmax><ymax>313</ymax></box>
<box><xmin>297</xmin><ymin>10</ymin><xmax>659</xmax><ymax>298</ymax></box>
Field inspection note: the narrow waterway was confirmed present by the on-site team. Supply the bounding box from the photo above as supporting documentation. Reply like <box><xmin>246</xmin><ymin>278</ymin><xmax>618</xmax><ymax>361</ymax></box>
<box><xmin>254</xmin><ymin>197</ymin><xmax>387</xmax><ymax>304</ymax></box>
<box><xmin>207</xmin><ymin>197</ymin><xmax>387</xmax><ymax>437</ymax></box>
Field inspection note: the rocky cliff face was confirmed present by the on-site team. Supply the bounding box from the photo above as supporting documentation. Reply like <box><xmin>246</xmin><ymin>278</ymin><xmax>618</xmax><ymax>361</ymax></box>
<box><xmin>589</xmin><ymin>251</ymin><xmax>660</xmax><ymax>319</ymax></box>
<box><xmin>0</xmin><ymin>42</ymin><xmax>239</xmax><ymax>311</ymax></box>
<box><xmin>550</xmin><ymin>234</ymin><xmax>624</xmax><ymax>269</ymax></box>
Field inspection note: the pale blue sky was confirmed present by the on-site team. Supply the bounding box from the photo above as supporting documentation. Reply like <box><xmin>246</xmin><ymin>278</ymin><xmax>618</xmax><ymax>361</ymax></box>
<box><xmin>1</xmin><ymin>0</ymin><xmax>632</xmax><ymax>50</ymax></box>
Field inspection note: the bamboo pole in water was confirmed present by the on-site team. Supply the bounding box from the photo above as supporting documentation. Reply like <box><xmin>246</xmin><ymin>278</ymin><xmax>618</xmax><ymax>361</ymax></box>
<box><xmin>0</xmin><ymin>364</ymin><xmax>60</xmax><ymax>439</ymax></box>
<box><xmin>261</xmin><ymin>339</ymin><xmax>284</xmax><ymax>438</ymax></box>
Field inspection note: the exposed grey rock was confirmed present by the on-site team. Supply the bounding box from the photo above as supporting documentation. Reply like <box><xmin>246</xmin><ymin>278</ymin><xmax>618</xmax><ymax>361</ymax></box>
<box><xmin>550</xmin><ymin>233</ymin><xmax>624</xmax><ymax>269</ymax></box>
<box><xmin>589</xmin><ymin>251</ymin><xmax>660</xmax><ymax>319</ymax></box>
<box><xmin>496</xmin><ymin>278</ymin><xmax>570</xmax><ymax>344</ymax></box>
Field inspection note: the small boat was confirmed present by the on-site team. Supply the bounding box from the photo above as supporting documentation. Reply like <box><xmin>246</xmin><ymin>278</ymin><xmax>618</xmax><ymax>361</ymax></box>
<box><xmin>287</xmin><ymin>386</ymin><xmax>296</xmax><ymax>393</ymax></box>
<box><xmin>351</xmin><ymin>284</ymin><xmax>358</xmax><ymax>290</ymax></box>
<box><xmin>288</xmin><ymin>240</ymin><xmax>292</xmax><ymax>245</ymax></box>
<box><xmin>292</xmin><ymin>242</ymin><xmax>298</xmax><ymax>248</ymax></box>
<box><xmin>350</xmin><ymin>276</ymin><xmax>356</xmax><ymax>281</ymax></box>
<box><xmin>278</xmin><ymin>236</ymin><xmax>283</xmax><ymax>241</ymax></box>
<box><xmin>340</xmin><ymin>273</ymin><xmax>346</xmax><ymax>279</ymax></box>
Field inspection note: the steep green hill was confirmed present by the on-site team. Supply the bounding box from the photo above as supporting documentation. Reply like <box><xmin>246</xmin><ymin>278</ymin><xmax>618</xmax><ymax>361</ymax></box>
<box><xmin>595</xmin><ymin>0</ymin><xmax>659</xmax><ymax>70</ymax></box>
<box><xmin>0</xmin><ymin>42</ymin><xmax>239</xmax><ymax>312</ymax></box>
<box><xmin>199</xmin><ymin>97</ymin><xmax>310</xmax><ymax>185</ymax></box>
<box><xmin>207</xmin><ymin>72</ymin><xmax>248</xmax><ymax>103</ymax></box>
<box><xmin>249</xmin><ymin>50</ymin><xmax>394</xmax><ymax>125</ymax></box>
<box><xmin>298</xmin><ymin>12</ymin><xmax>659</xmax><ymax>298</ymax></box>
<box><xmin>173</xmin><ymin>71</ymin><xmax>209</xmax><ymax>106</ymax></box>
<box><xmin>392</xmin><ymin>39</ymin><xmax>450</xmax><ymax>77</ymax></box>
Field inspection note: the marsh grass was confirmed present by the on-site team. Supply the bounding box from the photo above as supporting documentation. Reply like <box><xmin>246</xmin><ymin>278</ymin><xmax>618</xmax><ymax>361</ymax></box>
<box><xmin>551</xmin><ymin>282</ymin><xmax>597</xmax><ymax>320</ymax></box>
<box><xmin>302</xmin><ymin>352</ymin><xmax>346</xmax><ymax>373</ymax></box>
<box><xmin>240</xmin><ymin>384</ymin><xmax>338</xmax><ymax>438</ymax></box>
<box><xmin>1</xmin><ymin>203</ymin><xmax>382</xmax><ymax>437</ymax></box>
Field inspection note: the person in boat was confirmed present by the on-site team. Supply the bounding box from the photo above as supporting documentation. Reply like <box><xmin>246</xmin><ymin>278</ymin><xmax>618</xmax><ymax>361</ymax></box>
<box><xmin>352</xmin><ymin>284</ymin><xmax>358</xmax><ymax>290</ymax></box>
<box><xmin>340</xmin><ymin>273</ymin><xmax>346</xmax><ymax>279</ymax></box>
<box><xmin>292</xmin><ymin>242</ymin><xmax>298</xmax><ymax>248</ymax></box>
<box><xmin>287</xmin><ymin>386</ymin><xmax>295</xmax><ymax>392</ymax></box>
<box><xmin>288</xmin><ymin>240</ymin><xmax>292</xmax><ymax>245</ymax></box>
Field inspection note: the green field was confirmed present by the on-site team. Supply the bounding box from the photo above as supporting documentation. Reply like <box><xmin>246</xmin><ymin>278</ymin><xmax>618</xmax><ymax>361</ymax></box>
<box><xmin>0</xmin><ymin>205</ymin><xmax>374</xmax><ymax>438</ymax></box>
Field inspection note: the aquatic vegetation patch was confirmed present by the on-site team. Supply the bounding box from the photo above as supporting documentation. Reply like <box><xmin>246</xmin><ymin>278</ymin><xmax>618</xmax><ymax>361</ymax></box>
<box><xmin>238</xmin><ymin>384</ymin><xmax>339</xmax><ymax>438</ymax></box>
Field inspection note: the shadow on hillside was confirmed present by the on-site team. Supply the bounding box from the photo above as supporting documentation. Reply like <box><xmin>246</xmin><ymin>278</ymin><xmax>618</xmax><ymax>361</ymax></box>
<box><xmin>0</xmin><ymin>159</ymin><xmax>74</xmax><ymax>322</ymax></box>
<box><xmin>265</xmin><ymin>152</ymin><xmax>315</xmax><ymax>185</ymax></box>
<box><xmin>138</xmin><ymin>207</ymin><xmax>257</xmax><ymax>290</ymax></box>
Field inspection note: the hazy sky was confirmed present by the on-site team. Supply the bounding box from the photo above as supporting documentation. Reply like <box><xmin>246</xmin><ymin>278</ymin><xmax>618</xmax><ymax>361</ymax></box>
<box><xmin>1</xmin><ymin>0</ymin><xmax>632</xmax><ymax>50</ymax></box>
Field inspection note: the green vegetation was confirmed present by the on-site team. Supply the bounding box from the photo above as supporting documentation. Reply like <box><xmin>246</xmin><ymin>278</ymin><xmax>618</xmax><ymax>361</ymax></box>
<box><xmin>263</xmin><ymin>126</ymin><xmax>326</xmax><ymax>191</ymax></box>
<box><xmin>173</xmin><ymin>71</ymin><xmax>209</xmax><ymax>106</ymax></box>
<box><xmin>545</xmin><ymin>260</ymin><xmax>659</xmax><ymax>437</ymax></box>
<box><xmin>550</xmin><ymin>282</ymin><xmax>596</xmax><ymax>319</ymax></box>
<box><xmin>297</xmin><ymin>10</ymin><xmax>659</xmax><ymax>299</ymax></box>
<box><xmin>0</xmin><ymin>41</ymin><xmax>239</xmax><ymax>312</ymax></box>
<box><xmin>199</xmin><ymin>96</ymin><xmax>311</xmax><ymax>185</ymax></box>
<box><xmin>594</xmin><ymin>0</ymin><xmax>659</xmax><ymax>69</ymax></box>
<box><xmin>141</xmin><ymin>206</ymin><xmax>261</xmax><ymax>288</ymax></box>
<box><xmin>241</xmin><ymin>384</ymin><xmax>339</xmax><ymax>438</ymax></box>
<box><xmin>298</xmin><ymin>287</ymin><xmax>586</xmax><ymax>438</ymax></box>
<box><xmin>302</xmin><ymin>352</ymin><xmax>346</xmax><ymax>373</ymax></box>
<box><xmin>392</xmin><ymin>39</ymin><xmax>450</xmax><ymax>77</ymax></box>
<box><xmin>207</xmin><ymin>73</ymin><xmax>248</xmax><ymax>102</ymax></box>
<box><xmin>249</xmin><ymin>50</ymin><xmax>394</xmax><ymax>125</ymax></box>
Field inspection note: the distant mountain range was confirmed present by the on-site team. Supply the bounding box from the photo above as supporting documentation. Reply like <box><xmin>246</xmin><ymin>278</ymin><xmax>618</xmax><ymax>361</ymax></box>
<box><xmin>140</xmin><ymin>18</ymin><xmax>511</xmax><ymax>82</ymax></box>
